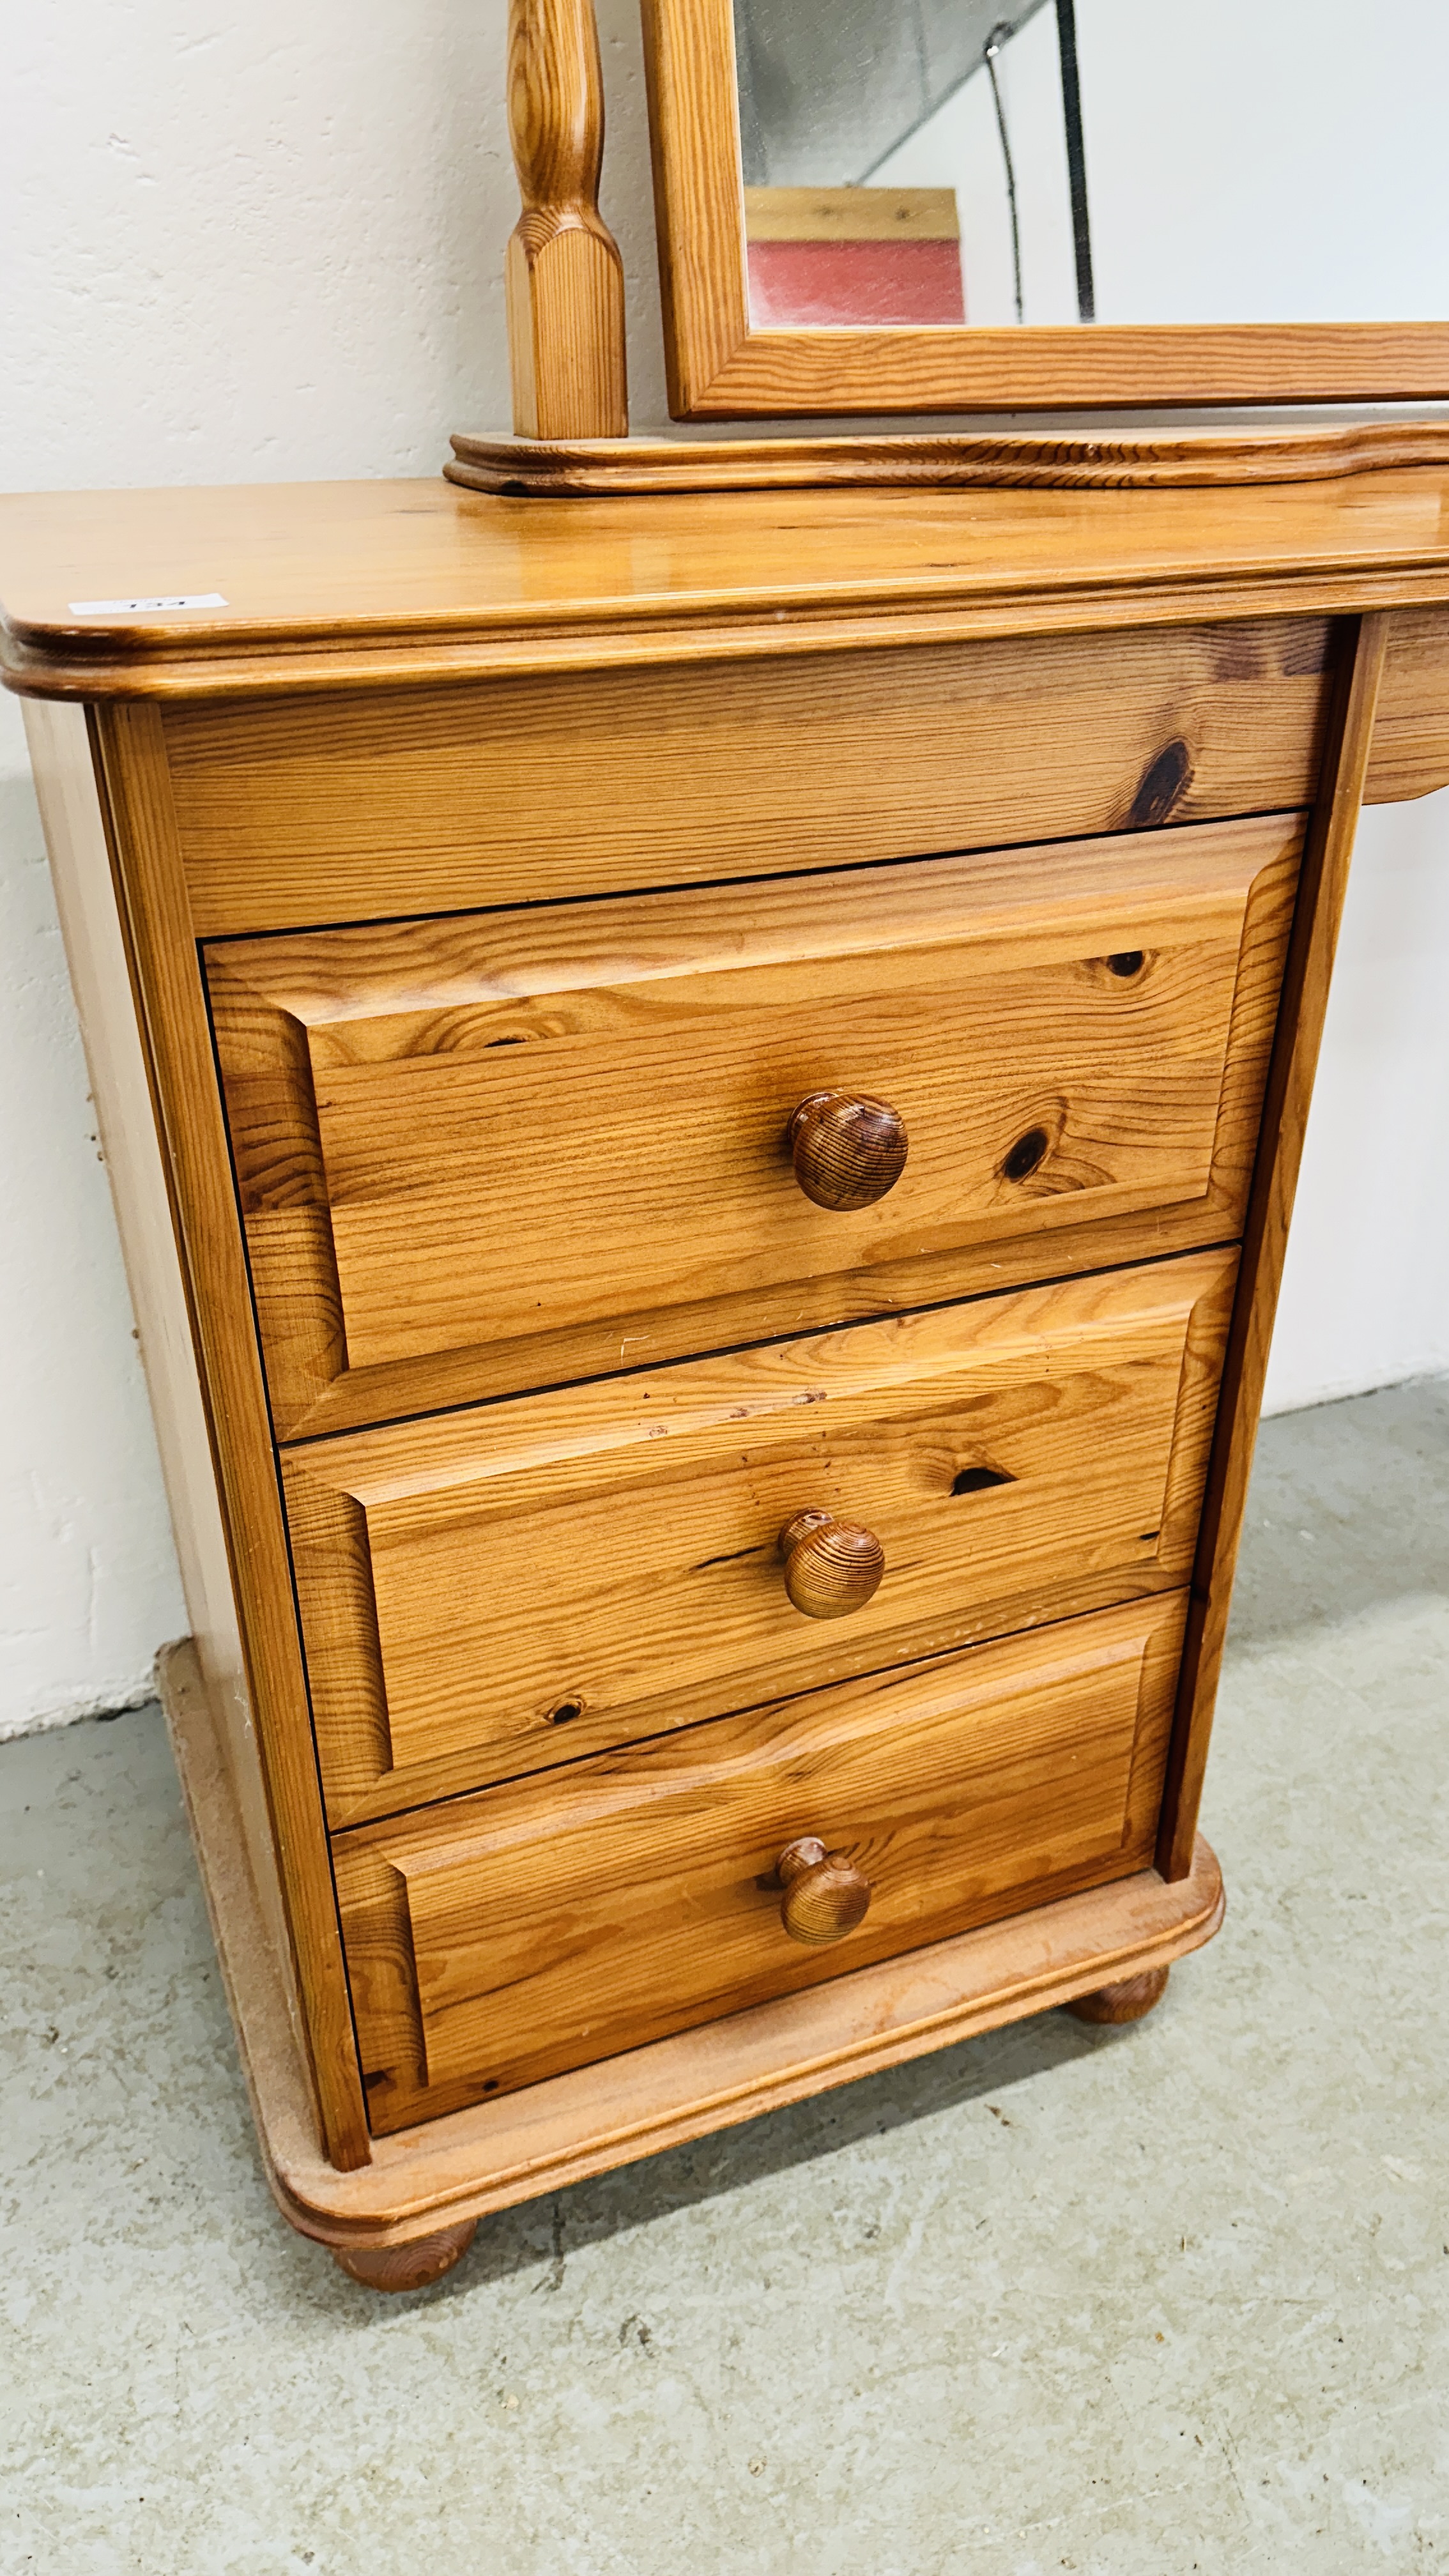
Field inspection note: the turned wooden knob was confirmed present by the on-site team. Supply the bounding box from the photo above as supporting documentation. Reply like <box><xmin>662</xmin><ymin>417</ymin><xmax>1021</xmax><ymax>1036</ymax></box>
<box><xmin>776</xmin><ymin>1836</ymin><xmax>872</xmax><ymax>1945</ymax></box>
<box><xmin>778</xmin><ymin>1510</ymin><xmax>885</xmax><ymax>1618</ymax></box>
<box><xmin>788</xmin><ymin>1090</ymin><xmax>908</xmax><ymax>1211</ymax></box>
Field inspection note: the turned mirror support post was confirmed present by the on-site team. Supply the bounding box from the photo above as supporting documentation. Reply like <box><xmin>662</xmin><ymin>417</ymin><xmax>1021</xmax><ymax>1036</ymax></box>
<box><xmin>505</xmin><ymin>0</ymin><xmax>629</xmax><ymax>438</ymax></box>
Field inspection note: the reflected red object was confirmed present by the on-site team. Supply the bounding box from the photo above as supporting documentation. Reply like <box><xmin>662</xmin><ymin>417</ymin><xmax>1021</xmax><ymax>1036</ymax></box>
<box><xmin>747</xmin><ymin>238</ymin><xmax>967</xmax><ymax>327</ymax></box>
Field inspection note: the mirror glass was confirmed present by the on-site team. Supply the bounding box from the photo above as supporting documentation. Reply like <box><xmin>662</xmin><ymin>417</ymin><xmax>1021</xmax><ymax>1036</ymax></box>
<box><xmin>732</xmin><ymin>0</ymin><xmax>1449</xmax><ymax>332</ymax></box>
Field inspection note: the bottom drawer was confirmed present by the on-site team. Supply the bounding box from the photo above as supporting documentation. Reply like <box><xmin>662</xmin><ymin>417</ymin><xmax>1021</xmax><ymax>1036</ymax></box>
<box><xmin>335</xmin><ymin>1590</ymin><xmax>1186</xmax><ymax>2135</ymax></box>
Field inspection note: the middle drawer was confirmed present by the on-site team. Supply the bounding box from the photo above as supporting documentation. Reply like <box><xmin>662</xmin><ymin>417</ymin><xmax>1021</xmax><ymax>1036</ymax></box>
<box><xmin>284</xmin><ymin>1246</ymin><xmax>1236</xmax><ymax>1827</ymax></box>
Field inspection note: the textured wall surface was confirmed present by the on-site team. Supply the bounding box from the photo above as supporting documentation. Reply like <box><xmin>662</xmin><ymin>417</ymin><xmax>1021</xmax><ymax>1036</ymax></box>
<box><xmin>2</xmin><ymin>0</ymin><xmax>1446</xmax><ymax>1733</ymax></box>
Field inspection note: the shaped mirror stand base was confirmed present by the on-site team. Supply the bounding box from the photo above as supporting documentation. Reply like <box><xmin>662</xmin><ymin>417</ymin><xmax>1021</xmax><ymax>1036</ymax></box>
<box><xmin>446</xmin><ymin>420</ymin><xmax>1449</xmax><ymax>500</ymax></box>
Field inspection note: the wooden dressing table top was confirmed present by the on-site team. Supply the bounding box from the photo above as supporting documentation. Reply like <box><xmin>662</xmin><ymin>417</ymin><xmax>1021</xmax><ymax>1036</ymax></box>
<box><xmin>5</xmin><ymin>469</ymin><xmax>1449</xmax><ymax>699</ymax></box>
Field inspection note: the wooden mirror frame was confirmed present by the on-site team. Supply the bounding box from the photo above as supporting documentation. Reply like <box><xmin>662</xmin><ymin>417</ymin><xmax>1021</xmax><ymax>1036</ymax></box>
<box><xmin>640</xmin><ymin>0</ymin><xmax>1449</xmax><ymax>420</ymax></box>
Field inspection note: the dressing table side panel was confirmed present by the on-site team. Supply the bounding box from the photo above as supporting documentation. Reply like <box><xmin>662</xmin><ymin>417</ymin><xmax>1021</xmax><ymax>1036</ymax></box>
<box><xmin>20</xmin><ymin>701</ymin><xmax>284</xmax><ymax>1944</ymax></box>
<box><xmin>79</xmin><ymin>700</ymin><xmax>372</xmax><ymax>2172</ymax></box>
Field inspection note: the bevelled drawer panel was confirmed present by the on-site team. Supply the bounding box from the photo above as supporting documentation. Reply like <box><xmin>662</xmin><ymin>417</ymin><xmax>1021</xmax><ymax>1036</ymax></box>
<box><xmin>333</xmin><ymin>1590</ymin><xmax>1186</xmax><ymax>2133</ymax></box>
<box><xmin>167</xmin><ymin>616</ymin><xmax>1331</xmax><ymax>937</ymax></box>
<box><xmin>284</xmin><ymin>1248</ymin><xmax>1235</xmax><ymax>1828</ymax></box>
<box><xmin>210</xmin><ymin>812</ymin><xmax>1291</xmax><ymax>1440</ymax></box>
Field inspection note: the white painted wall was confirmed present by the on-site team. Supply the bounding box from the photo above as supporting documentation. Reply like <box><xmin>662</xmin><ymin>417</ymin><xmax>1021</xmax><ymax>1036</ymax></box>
<box><xmin>3</xmin><ymin>0</ymin><xmax>1446</xmax><ymax>1735</ymax></box>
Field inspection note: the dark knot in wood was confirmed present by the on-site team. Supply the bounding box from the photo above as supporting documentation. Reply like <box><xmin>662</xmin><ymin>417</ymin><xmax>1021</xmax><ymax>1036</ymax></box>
<box><xmin>1129</xmin><ymin>737</ymin><xmax>1193</xmax><ymax>827</ymax></box>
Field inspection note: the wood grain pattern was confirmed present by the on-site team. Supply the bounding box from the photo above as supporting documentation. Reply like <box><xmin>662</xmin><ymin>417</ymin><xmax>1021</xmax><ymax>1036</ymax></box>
<box><xmin>284</xmin><ymin>1248</ymin><xmax>1235</xmax><ymax>1827</ymax></box>
<box><xmin>85</xmin><ymin>704</ymin><xmax>371</xmax><ymax>2170</ymax></box>
<box><xmin>789</xmin><ymin>1090</ymin><xmax>908</xmax><ymax>1213</ymax></box>
<box><xmin>12</xmin><ymin>481</ymin><xmax>1449</xmax><ymax>707</ymax></box>
<box><xmin>778</xmin><ymin>1513</ymin><xmax>885</xmax><ymax>1620</ymax></box>
<box><xmin>13</xmin><ymin>465</ymin><xmax>1449</xmax><ymax>2239</ymax></box>
<box><xmin>1363</xmin><ymin>604</ymin><xmax>1449</xmax><ymax>802</ymax></box>
<box><xmin>165</xmin><ymin>618</ymin><xmax>1333</xmax><ymax>939</ymax></box>
<box><xmin>1156</xmin><ymin>615</ymin><xmax>1390</xmax><ymax>1880</ymax></box>
<box><xmin>640</xmin><ymin>0</ymin><xmax>1449</xmax><ymax>418</ymax></box>
<box><xmin>505</xmin><ymin>0</ymin><xmax>627</xmax><ymax>438</ymax></box>
<box><xmin>744</xmin><ymin>188</ymin><xmax>960</xmax><ymax>243</ymax></box>
<box><xmin>450</xmin><ymin>420</ymin><xmax>1449</xmax><ymax>499</ymax></box>
<box><xmin>206</xmin><ymin>814</ymin><xmax>1295</xmax><ymax>1438</ymax></box>
<box><xmin>333</xmin><ymin>1593</ymin><xmax>1187</xmax><ymax>2130</ymax></box>
<box><xmin>159</xmin><ymin>1635</ymin><xmax>1225</xmax><ymax>2244</ymax></box>
<box><xmin>1064</xmin><ymin>1966</ymin><xmax>1170</xmax><ymax>2023</ymax></box>
<box><xmin>19</xmin><ymin>701</ymin><xmax>297</xmax><ymax>1994</ymax></box>
<box><xmin>331</xmin><ymin>2221</ymin><xmax>478</xmax><ymax>2291</ymax></box>
<box><xmin>774</xmin><ymin>1837</ymin><xmax>873</xmax><ymax>1944</ymax></box>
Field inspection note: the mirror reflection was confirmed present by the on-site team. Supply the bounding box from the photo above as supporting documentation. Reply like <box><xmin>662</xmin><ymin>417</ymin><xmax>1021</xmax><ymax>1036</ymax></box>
<box><xmin>732</xmin><ymin>0</ymin><xmax>1449</xmax><ymax>332</ymax></box>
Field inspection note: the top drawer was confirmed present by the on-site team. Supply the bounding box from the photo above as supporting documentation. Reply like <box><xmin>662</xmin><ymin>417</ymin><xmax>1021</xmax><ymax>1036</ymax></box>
<box><xmin>207</xmin><ymin>811</ymin><xmax>1299</xmax><ymax>1439</ymax></box>
<box><xmin>169</xmin><ymin>617</ymin><xmax>1331</xmax><ymax>936</ymax></box>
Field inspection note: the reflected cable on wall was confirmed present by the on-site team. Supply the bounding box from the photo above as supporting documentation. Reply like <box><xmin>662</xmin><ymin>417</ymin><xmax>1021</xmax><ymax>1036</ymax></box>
<box><xmin>983</xmin><ymin>22</ymin><xmax>1025</xmax><ymax>326</ymax></box>
<box><xmin>1055</xmin><ymin>0</ymin><xmax>1095</xmax><ymax>321</ymax></box>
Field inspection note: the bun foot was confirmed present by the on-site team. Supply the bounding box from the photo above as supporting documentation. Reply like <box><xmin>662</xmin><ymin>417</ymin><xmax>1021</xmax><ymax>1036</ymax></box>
<box><xmin>1065</xmin><ymin>1965</ymin><xmax>1170</xmax><ymax>2025</ymax></box>
<box><xmin>330</xmin><ymin>2219</ymin><xmax>477</xmax><ymax>2292</ymax></box>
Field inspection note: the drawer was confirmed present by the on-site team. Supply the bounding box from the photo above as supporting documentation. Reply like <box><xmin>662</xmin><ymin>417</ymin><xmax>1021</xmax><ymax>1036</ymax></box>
<box><xmin>284</xmin><ymin>1246</ymin><xmax>1236</xmax><ymax>1826</ymax></box>
<box><xmin>211</xmin><ymin>811</ymin><xmax>1294</xmax><ymax>1438</ymax></box>
<box><xmin>169</xmin><ymin>616</ymin><xmax>1331</xmax><ymax>937</ymax></box>
<box><xmin>334</xmin><ymin>1590</ymin><xmax>1188</xmax><ymax>2133</ymax></box>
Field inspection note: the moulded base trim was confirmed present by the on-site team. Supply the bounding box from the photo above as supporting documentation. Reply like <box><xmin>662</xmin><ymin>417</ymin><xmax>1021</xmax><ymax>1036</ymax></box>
<box><xmin>160</xmin><ymin>1636</ymin><xmax>1224</xmax><ymax>2253</ymax></box>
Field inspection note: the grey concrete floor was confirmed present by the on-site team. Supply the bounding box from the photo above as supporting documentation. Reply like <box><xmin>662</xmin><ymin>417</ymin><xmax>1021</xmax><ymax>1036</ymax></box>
<box><xmin>3</xmin><ymin>1381</ymin><xmax>1447</xmax><ymax>2575</ymax></box>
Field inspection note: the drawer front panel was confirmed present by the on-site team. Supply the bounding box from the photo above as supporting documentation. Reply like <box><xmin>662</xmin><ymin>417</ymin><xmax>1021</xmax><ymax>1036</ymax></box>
<box><xmin>334</xmin><ymin>1591</ymin><xmax>1186</xmax><ymax>2131</ymax></box>
<box><xmin>168</xmin><ymin>616</ymin><xmax>1331</xmax><ymax>937</ymax></box>
<box><xmin>213</xmin><ymin>814</ymin><xmax>1292</xmax><ymax>1439</ymax></box>
<box><xmin>285</xmin><ymin>1248</ymin><xmax>1235</xmax><ymax>1826</ymax></box>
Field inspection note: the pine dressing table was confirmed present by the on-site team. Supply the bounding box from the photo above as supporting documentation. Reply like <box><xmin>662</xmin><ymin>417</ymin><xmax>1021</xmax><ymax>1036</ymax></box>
<box><xmin>6</xmin><ymin>464</ymin><xmax>1449</xmax><ymax>2285</ymax></box>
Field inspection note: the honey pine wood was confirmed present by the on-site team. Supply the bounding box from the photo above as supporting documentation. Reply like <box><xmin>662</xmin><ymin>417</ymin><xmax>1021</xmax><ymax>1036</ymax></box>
<box><xmin>743</xmin><ymin>186</ymin><xmax>960</xmax><ymax>243</ymax></box>
<box><xmin>448</xmin><ymin>419</ymin><xmax>1449</xmax><ymax>500</ymax></box>
<box><xmin>8</xmin><ymin>471</ymin><xmax>1449</xmax><ymax>2253</ymax></box>
<box><xmin>206</xmin><ymin>815</ymin><xmax>1295</xmax><ymax>1438</ymax></box>
<box><xmin>1066</xmin><ymin>1966</ymin><xmax>1171</xmax><ymax>2025</ymax></box>
<box><xmin>505</xmin><ymin>0</ymin><xmax>627</xmax><ymax>438</ymax></box>
<box><xmin>84</xmin><ymin>702</ymin><xmax>370</xmax><ymax>2171</ymax></box>
<box><xmin>331</xmin><ymin>2221</ymin><xmax>479</xmax><ymax>2292</ymax></box>
<box><xmin>775</xmin><ymin>1837</ymin><xmax>873</xmax><ymax>1942</ymax></box>
<box><xmin>334</xmin><ymin>1595</ymin><xmax>1186</xmax><ymax>2131</ymax></box>
<box><xmin>169</xmin><ymin>618</ymin><xmax>1332</xmax><ymax>938</ymax></box>
<box><xmin>156</xmin><ymin>1637</ymin><xmax>1225</xmax><ymax>2249</ymax></box>
<box><xmin>640</xmin><ymin>0</ymin><xmax>1449</xmax><ymax>418</ymax></box>
<box><xmin>10</xmin><ymin>479</ymin><xmax>1449</xmax><ymax>712</ymax></box>
<box><xmin>778</xmin><ymin>1515</ymin><xmax>887</xmax><ymax>1621</ymax></box>
<box><xmin>19</xmin><ymin>702</ymin><xmax>296</xmax><ymax>1996</ymax></box>
<box><xmin>1157</xmin><ymin>613</ymin><xmax>1390</xmax><ymax>1878</ymax></box>
<box><xmin>282</xmin><ymin>1251</ymin><xmax>1235</xmax><ymax>1828</ymax></box>
<box><xmin>788</xmin><ymin>1091</ymin><xmax>909</xmax><ymax>1214</ymax></box>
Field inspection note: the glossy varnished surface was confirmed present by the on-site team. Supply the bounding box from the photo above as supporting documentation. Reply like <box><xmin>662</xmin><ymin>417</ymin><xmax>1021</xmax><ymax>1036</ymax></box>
<box><xmin>6</xmin><ymin>473</ymin><xmax>1449</xmax><ymax>697</ymax></box>
<box><xmin>282</xmin><ymin>1250</ymin><xmax>1235</xmax><ymax>1827</ymax></box>
<box><xmin>333</xmin><ymin>1593</ymin><xmax>1187</xmax><ymax>2129</ymax></box>
<box><xmin>448</xmin><ymin>418</ymin><xmax>1449</xmax><ymax>495</ymax></box>
<box><xmin>641</xmin><ymin>0</ymin><xmax>1449</xmax><ymax>420</ymax></box>
<box><xmin>206</xmin><ymin>816</ymin><xmax>1294</xmax><ymax>1439</ymax></box>
<box><xmin>169</xmin><ymin>618</ymin><xmax>1332</xmax><ymax>937</ymax></box>
<box><xmin>504</xmin><ymin>0</ymin><xmax>627</xmax><ymax>438</ymax></box>
<box><xmin>15</xmin><ymin>459</ymin><xmax>1449</xmax><ymax>2214</ymax></box>
<box><xmin>151</xmin><ymin>1634</ymin><xmax>1226</xmax><ymax>2239</ymax></box>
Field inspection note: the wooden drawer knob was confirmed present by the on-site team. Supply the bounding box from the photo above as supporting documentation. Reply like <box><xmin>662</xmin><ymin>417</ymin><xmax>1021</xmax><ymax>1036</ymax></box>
<box><xmin>778</xmin><ymin>1509</ymin><xmax>885</xmax><ymax>1618</ymax></box>
<box><xmin>776</xmin><ymin>1836</ymin><xmax>872</xmax><ymax>1945</ymax></box>
<box><xmin>789</xmin><ymin>1090</ymin><xmax>908</xmax><ymax>1211</ymax></box>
